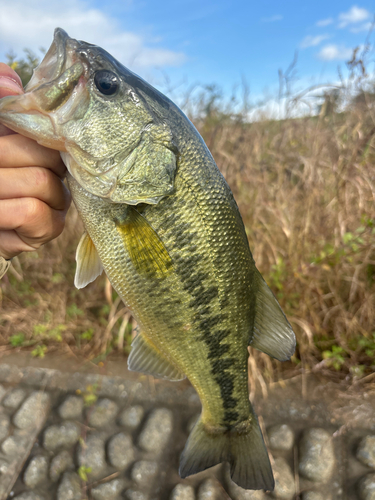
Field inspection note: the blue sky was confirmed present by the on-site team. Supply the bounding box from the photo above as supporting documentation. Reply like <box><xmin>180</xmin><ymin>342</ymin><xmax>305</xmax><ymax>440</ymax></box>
<box><xmin>0</xmin><ymin>1</ymin><xmax>374</xmax><ymax>104</ymax></box>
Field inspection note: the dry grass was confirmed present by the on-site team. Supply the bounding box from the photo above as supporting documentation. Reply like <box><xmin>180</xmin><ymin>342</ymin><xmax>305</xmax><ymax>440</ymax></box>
<box><xmin>0</xmin><ymin>85</ymin><xmax>374</xmax><ymax>383</ymax></box>
<box><xmin>199</xmin><ymin>104</ymin><xmax>375</xmax><ymax>382</ymax></box>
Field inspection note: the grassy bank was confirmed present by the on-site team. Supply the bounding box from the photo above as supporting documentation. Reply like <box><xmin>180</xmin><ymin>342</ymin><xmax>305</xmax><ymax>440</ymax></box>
<box><xmin>199</xmin><ymin>106</ymin><xmax>375</xmax><ymax>385</ymax></box>
<box><xmin>0</xmin><ymin>55</ymin><xmax>374</xmax><ymax>384</ymax></box>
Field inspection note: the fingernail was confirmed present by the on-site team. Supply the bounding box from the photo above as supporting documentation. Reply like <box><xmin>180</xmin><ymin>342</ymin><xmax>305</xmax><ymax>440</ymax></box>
<box><xmin>0</xmin><ymin>75</ymin><xmax>23</xmax><ymax>95</ymax></box>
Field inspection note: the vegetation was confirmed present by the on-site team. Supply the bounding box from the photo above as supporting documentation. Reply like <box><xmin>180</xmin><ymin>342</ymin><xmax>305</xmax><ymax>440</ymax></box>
<box><xmin>6</xmin><ymin>49</ymin><xmax>42</xmax><ymax>87</ymax></box>
<box><xmin>0</xmin><ymin>46</ymin><xmax>374</xmax><ymax>385</ymax></box>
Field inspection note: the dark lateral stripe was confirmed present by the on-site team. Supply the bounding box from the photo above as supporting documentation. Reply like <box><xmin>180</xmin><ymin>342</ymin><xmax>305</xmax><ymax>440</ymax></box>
<box><xmin>160</xmin><ymin>205</ymin><xmax>240</xmax><ymax>427</ymax></box>
<box><xmin>210</xmin><ymin>358</ymin><xmax>234</xmax><ymax>371</ymax></box>
<box><xmin>224</xmin><ymin>410</ymin><xmax>240</xmax><ymax>423</ymax></box>
<box><xmin>189</xmin><ymin>285</ymin><xmax>218</xmax><ymax>309</ymax></box>
<box><xmin>199</xmin><ymin>316</ymin><xmax>222</xmax><ymax>330</ymax></box>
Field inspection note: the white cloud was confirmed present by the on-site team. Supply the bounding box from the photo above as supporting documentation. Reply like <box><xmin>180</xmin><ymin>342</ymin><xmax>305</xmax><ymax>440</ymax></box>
<box><xmin>318</xmin><ymin>44</ymin><xmax>354</xmax><ymax>61</ymax></box>
<box><xmin>338</xmin><ymin>5</ymin><xmax>370</xmax><ymax>28</ymax></box>
<box><xmin>300</xmin><ymin>35</ymin><xmax>330</xmax><ymax>48</ymax></box>
<box><xmin>350</xmin><ymin>21</ymin><xmax>373</xmax><ymax>32</ymax></box>
<box><xmin>316</xmin><ymin>18</ymin><xmax>334</xmax><ymax>27</ymax></box>
<box><xmin>261</xmin><ymin>15</ymin><xmax>283</xmax><ymax>23</ymax></box>
<box><xmin>0</xmin><ymin>0</ymin><xmax>186</xmax><ymax>71</ymax></box>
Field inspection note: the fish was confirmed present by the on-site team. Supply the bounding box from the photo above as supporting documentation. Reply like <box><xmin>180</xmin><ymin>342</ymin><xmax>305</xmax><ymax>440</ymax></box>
<box><xmin>0</xmin><ymin>28</ymin><xmax>296</xmax><ymax>491</ymax></box>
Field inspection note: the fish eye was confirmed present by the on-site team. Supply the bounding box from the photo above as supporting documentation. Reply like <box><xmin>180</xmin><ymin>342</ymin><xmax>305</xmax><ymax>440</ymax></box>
<box><xmin>94</xmin><ymin>70</ymin><xmax>119</xmax><ymax>96</ymax></box>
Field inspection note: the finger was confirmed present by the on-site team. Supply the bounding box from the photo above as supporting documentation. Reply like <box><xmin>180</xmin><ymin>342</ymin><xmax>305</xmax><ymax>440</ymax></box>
<box><xmin>0</xmin><ymin>63</ymin><xmax>23</xmax><ymax>99</ymax></box>
<box><xmin>0</xmin><ymin>65</ymin><xmax>24</xmax><ymax>137</ymax></box>
<box><xmin>0</xmin><ymin>167</ymin><xmax>71</xmax><ymax>211</ymax></box>
<box><xmin>0</xmin><ymin>124</ymin><xmax>17</xmax><ymax>137</ymax></box>
<box><xmin>0</xmin><ymin>134</ymin><xmax>66</xmax><ymax>178</ymax></box>
<box><xmin>0</xmin><ymin>197</ymin><xmax>67</xmax><ymax>247</ymax></box>
<box><xmin>0</xmin><ymin>230</ymin><xmax>36</xmax><ymax>260</ymax></box>
<box><xmin>0</xmin><ymin>63</ymin><xmax>23</xmax><ymax>86</ymax></box>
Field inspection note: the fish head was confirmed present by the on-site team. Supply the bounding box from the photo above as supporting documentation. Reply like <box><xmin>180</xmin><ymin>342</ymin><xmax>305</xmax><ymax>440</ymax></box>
<box><xmin>0</xmin><ymin>28</ymin><xmax>177</xmax><ymax>204</ymax></box>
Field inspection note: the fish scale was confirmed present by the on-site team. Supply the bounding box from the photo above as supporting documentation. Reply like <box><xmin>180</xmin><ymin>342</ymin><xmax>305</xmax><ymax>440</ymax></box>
<box><xmin>145</xmin><ymin>166</ymin><xmax>252</xmax><ymax>424</ymax></box>
<box><xmin>69</xmin><ymin>168</ymin><xmax>251</xmax><ymax>428</ymax></box>
<box><xmin>0</xmin><ymin>28</ymin><xmax>296</xmax><ymax>491</ymax></box>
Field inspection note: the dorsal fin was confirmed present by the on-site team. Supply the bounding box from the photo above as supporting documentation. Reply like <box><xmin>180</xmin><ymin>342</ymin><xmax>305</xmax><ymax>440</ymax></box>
<box><xmin>128</xmin><ymin>331</ymin><xmax>186</xmax><ymax>381</ymax></box>
<box><xmin>249</xmin><ymin>270</ymin><xmax>296</xmax><ymax>361</ymax></box>
<box><xmin>74</xmin><ymin>232</ymin><xmax>103</xmax><ymax>289</ymax></box>
<box><xmin>115</xmin><ymin>206</ymin><xmax>172</xmax><ymax>278</ymax></box>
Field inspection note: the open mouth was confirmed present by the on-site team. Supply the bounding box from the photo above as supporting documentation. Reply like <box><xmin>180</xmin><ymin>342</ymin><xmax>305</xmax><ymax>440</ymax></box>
<box><xmin>26</xmin><ymin>28</ymin><xmax>70</xmax><ymax>91</ymax></box>
<box><xmin>0</xmin><ymin>28</ymin><xmax>89</xmax><ymax>150</ymax></box>
<box><xmin>24</xmin><ymin>28</ymin><xmax>86</xmax><ymax>113</ymax></box>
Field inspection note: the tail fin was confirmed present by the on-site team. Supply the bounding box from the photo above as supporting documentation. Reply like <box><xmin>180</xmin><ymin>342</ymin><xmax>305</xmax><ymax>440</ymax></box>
<box><xmin>179</xmin><ymin>416</ymin><xmax>274</xmax><ymax>491</ymax></box>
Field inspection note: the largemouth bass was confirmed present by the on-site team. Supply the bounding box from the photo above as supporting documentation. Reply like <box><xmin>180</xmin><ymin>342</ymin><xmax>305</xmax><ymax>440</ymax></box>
<box><xmin>0</xmin><ymin>29</ymin><xmax>295</xmax><ymax>491</ymax></box>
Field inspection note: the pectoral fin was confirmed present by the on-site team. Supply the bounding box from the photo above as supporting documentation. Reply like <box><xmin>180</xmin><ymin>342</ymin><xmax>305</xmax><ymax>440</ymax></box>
<box><xmin>74</xmin><ymin>232</ymin><xmax>104</xmax><ymax>289</ymax></box>
<box><xmin>115</xmin><ymin>207</ymin><xmax>172</xmax><ymax>278</ymax></box>
<box><xmin>128</xmin><ymin>331</ymin><xmax>185</xmax><ymax>381</ymax></box>
<box><xmin>249</xmin><ymin>270</ymin><xmax>296</xmax><ymax>361</ymax></box>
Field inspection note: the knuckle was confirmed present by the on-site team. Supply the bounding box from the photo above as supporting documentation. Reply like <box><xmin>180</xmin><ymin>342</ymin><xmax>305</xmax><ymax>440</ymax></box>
<box><xmin>23</xmin><ymin>199</ymin><xmax>66</xmax><ymax>242</ymax></box>
<box><xmin>22</xmin><ymin>199</ymin><xmax>50</xmax><ymax>239</ymax></box>
<box><xmin>31</xmin><ymin>167</ymin><xmax>52</xmax><ymax>189</ymax></box>
<box><xmin>23</xmin><ymin>198</ymin><xmax>44</xmax><ymax>223</ymax></box>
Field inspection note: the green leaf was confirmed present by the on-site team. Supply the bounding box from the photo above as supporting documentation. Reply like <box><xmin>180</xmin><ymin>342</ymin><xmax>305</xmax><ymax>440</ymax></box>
<box><xmin>83</xmin><ymin>394</ymin><xmax>97</xmax><ymax>406</ymax></box>
<box><xmin>82</xmin><ymin>383</ymin><xmax>99</xmax><ymax>407</ymax></box>
<box><xmin>322</xmin><ymin>345</ymin><xmax>346</xmax><ymax>370</ymax></box>
<box><xmin>80</xmin><ymin>328</ymin><xmax>94</xmax><ymax>341</ymax></box>
<box><xmin>66</xmin><ymin>303</ymin><xmax>84</xmax><ymax>317</ymax></box>
<box><xmin>51</xmin><ymin>273</ymin><xmax>64</xmax><ymax>284</ymax></box>
<box><xmin>78</xmin><ymin>465</ymin><xmax>92</xmax><ymax>482</ymax></box>
<box><xmin>33</xmin><ymin>324</ymin><xmax>48</xmax><ymax>337</ymax></box>
<box><xmin>31</xmin><ymin>345</ymin><xmax>47</xmax><ymax>358</ymax></box>
<box><xmin>9</xmin><ymin>333</ymin><xmax>25</xmax><ymax>347</ymax></box>
<box><xmin>343</xmin><ymin>232</ymin><xmax>354</xmax><ymax>244</ymax></box>
<box><xmin>100</xmin><ymin>305</ymin><xmax>110</xmax><ymax>316</ymax></box>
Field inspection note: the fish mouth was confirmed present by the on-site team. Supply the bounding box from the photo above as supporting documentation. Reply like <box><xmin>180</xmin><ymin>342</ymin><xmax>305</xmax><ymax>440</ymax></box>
<box><xmin>26</xmin><ymin>28</ymin><xmax>70</xmax><ymax>91</ymax></box>
<box><xmin>0</xmin><ymin>28</ymin><xmax>89</xmax><ymax>150</ymax></box>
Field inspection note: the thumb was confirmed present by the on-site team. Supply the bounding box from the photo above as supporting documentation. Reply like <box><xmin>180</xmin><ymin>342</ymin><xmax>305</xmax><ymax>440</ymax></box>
<box><xmin>0</xmin><ymin>63</ymin><xmax>24</xmax><ymax>136</ymax></box>
<box><xmin>0</xmin><ymin>63</ymin><xmax>24</xmax><ymax>98</ymax></box>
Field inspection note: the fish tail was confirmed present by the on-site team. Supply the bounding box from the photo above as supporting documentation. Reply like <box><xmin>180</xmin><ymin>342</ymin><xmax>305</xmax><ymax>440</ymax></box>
<box><xmin>229</xmin><ymin>417</ymin><xmax>274</xmax><ymax>491</ymax></box>
<box><xmin>179</xmin><ymin>415</ymin><xmax>274</xmax><ymax>491</ymax></box>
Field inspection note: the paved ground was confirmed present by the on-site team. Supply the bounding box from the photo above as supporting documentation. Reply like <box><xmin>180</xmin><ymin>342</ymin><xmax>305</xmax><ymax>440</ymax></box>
<box><xmin>0</xmin><ymin>354</ymin><xmax>374</xmax><ymax>500</ymax></box>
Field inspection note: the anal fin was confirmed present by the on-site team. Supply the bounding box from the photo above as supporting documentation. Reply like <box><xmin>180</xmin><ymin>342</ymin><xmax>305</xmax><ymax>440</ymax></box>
<box><xmin>74</xmin><ymin>232</ymin><xmax>103</xmax><ymax>289</ymax></box>
<box><xmin>250</xmin><ymin>270</ymin><xmax>296</xmax><ymax>361</ymax></box>
<box><xmin>128</xmin><ymin>332</ymin><xmax>185</xmax><ymax>381</ymax></box>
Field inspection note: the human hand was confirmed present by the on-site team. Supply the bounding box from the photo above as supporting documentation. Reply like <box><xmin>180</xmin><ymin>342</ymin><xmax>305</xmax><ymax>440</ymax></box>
<box><xmin>0</xmin><ymin>63</ymin><xmax>71</xmax><ymax>261</ymax></box>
